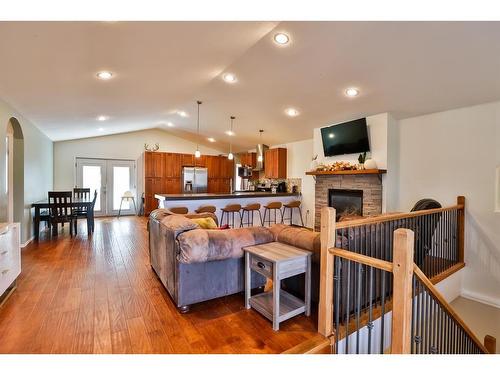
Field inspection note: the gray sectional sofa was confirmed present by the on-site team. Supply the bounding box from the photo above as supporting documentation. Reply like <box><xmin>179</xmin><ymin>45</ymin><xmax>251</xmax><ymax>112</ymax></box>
<box><xmin>148</xmin><ymin>209</ymin><xmax>321</xmax><ymax>312</ymax></box>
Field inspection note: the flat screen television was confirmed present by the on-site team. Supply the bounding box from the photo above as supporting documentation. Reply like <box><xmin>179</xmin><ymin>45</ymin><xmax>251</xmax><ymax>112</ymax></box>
<box><xmin>320</xmin><ymin>118</ymin><xmax>370</xmax><ymax>157</ymax></box>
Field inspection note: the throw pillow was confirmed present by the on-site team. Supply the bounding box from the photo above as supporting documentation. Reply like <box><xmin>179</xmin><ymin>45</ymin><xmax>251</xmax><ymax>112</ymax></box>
<box><xmin>190</xmin><ymin>217</ymin><xmax>218</xmax><ymax>229</ymax></box>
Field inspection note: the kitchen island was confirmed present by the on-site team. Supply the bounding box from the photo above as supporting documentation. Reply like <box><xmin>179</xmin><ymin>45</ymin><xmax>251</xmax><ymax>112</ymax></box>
<box><xmin>155</xmin><ymin>191</ymin><xmax>301</xmax><ymax>226</ymax></box>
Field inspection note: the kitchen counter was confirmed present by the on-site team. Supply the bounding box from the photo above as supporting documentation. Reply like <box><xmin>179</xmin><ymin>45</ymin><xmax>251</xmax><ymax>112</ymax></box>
<box><xmin>153</xmin><ymin>191</ymin><xmax>302</xmax><ymax>226</ymax></box>
<box><xmin>155</xmin><ymin>191</ymin><xmax>299</xmax><ymax>201</ymax></box>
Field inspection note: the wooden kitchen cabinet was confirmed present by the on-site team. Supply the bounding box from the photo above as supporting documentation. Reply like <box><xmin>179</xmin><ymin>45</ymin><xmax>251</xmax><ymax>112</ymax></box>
<box><xmin>195</xmin><ymin>155</ymin><xmax>206</xmax><ymax>167</ymax></box>
<box><xmin>145</xmin><ymin>151</ymin><xmax>165</xmax><ymax>178</ymax></box>
<box><xmin>144</xmin><ymin>177</ymin><xmax>164</xmax><ymax>214</ymax></box>
<box><xmin>240</xmin><ymin>152</ymin><xmax>257</xmax><ymax>169</ymax></box>
<box><xmin>142</xmin><ymin>152</ymin><xmax>236</xmax><ymax>215</ymax></box>
<box><xmin>181</xmin><ymin>153</ymin><xmax>194</xmax><ymax>166</ymax></box>
<box><xmin>264</xmin><ymin>148</ymin><xmax>287</xmax><ymax>179</ymax></box>
<box><xmin>206</xmin><ymin>156</ymin><xmax>220</xmax><ymax>178</ymax></box>
<box><xmin>221</xmin><ymin>158</ymin><xmax>234</xmax><ymax>178</ymax></box>
<box><xmin>165</xmin><ymin>178</ymin><xmax>181</xmax><ymax>194</ymax></box>
<box><xmin>165</xmin><ymin>153</ymin><xmax>182</xmax><ymax>178</ymax></box>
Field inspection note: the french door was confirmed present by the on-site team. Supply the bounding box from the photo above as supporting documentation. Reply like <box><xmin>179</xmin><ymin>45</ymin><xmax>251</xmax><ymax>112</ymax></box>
<box><xmin>76</xmin><ymin>158</ymin><xmax>136</xmax><ymax>216</ymax></box>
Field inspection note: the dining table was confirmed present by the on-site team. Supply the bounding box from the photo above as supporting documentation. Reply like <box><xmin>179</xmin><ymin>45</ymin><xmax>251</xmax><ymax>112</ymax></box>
<box><xmin>31</xmin><ymin>197</ymin><xmax>95</xmax><ymax>240</ymax></box>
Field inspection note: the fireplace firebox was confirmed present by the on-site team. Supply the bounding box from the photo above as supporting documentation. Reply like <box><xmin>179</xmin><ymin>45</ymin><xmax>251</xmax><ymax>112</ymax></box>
<box><xmin>328</xmin><ymin>189</ymin><xmax>363</xmax><ymax>221</ymax></box>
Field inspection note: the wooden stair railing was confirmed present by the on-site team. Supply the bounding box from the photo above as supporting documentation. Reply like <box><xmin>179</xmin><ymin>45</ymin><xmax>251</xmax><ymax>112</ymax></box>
<box><xmin>317</xmin><ymin>206</ymin><xmax>495</xmax><ymax>354</ymax></box>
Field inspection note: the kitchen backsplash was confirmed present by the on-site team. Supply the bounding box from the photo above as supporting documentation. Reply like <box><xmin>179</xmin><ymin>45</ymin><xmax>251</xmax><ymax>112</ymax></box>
<box><xmin>257</xmin><ymin>177</ymin><xmax>302</xmax><ymax>193</ymax></box>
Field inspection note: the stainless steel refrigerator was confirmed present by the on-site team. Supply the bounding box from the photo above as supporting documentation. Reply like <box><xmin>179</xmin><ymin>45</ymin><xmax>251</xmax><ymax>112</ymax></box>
<box><xmin>181</xmin><ymin>167</ymin><xmax>208</xmax><ymax>193</ymax></box>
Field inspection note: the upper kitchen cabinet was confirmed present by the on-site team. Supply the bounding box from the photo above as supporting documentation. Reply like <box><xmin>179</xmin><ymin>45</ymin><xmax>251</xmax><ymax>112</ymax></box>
<box><xmin>221</xmin><ymin>158</ymin><xmax>234</xmax><ymax>178</ymax></box>
<box><xmin>206</xmin><ymin>156</ymin><xmax>221</xmax><ymax>178</ymax></box>
<box><xmin>145</xmin><ymin>151</ymin><xmax>165</xmax><ymax>178</ymax></box>
<box><xmin>240</xmin><ymin>152</ymin><xmax>257</xmax><ymax>169</ymax></box>
<box><xmin>181</xmin><ymin>153</ymin><xmax>194</xmax><ymax>167</ymax></box>
<box><xmin>165</xmin><ymin>153</ymin><xmax>182</xmax><ymax>178</ymax></box>
<box><xmin>195</xmin><ymin>155</ymin><xmax>206</xmax><ymax>167</ymax></box>
<box><xmin>264</xmin><ymin>148</ymin><xmax>287</xmax><ymax>179</ymax></box>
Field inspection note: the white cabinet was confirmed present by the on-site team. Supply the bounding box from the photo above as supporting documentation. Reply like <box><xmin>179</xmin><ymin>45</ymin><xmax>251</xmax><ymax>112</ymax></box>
<box><xmin>0</xmin><ymin>223</ymin><xmax>21</xmax><ymax>298</ymax></box>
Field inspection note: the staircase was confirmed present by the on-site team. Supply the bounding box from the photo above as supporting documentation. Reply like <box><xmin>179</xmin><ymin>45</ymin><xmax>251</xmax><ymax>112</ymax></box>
<box><xmin>285</xmin><ymin>196</ymin><xmax>496</xmax><ymax>354</ymax></box>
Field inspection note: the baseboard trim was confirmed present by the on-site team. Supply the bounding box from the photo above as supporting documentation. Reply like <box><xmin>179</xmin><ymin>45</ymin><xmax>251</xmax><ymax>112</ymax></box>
<box><xmin>21</xmin><ymin>236</ymin><xmax>34</xmax><ymax>248</ymax></box>
<box><xmin>461</xmin><ymin>290</ymin><xmax>500</xmax><ymax>309</ymax></box>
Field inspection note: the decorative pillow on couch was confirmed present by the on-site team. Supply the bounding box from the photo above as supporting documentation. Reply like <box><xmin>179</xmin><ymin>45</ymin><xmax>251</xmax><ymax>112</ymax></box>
<box><xmin>190</xmin><ymin>217</ymin><xmax>218</xmax><ymax>229</ymax></box>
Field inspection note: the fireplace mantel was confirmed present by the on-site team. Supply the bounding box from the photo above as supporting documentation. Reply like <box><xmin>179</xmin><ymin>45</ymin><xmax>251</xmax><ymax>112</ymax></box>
<box><xmin>305</xmin><ymin>169</ymin><xmax>386</xmax><ymax>176</ymax></box>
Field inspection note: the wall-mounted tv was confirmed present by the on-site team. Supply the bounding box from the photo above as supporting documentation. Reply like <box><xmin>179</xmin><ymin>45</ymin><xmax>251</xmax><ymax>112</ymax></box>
<box><xmin>320</xmin><ymin>118</ymin><xmax>370</xmax><ymax>157</ymax></box>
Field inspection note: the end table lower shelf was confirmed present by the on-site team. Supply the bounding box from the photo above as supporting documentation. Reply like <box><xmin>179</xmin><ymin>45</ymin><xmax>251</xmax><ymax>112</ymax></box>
<box><xmin>243</xmin><ymin>241</ymin><xmax>312</xmax><ymax>330</ymax></box>
<box><xmin>249</xmin><ymin>289</ymin><xmax>306</xmax><ymax>323</ymax></box>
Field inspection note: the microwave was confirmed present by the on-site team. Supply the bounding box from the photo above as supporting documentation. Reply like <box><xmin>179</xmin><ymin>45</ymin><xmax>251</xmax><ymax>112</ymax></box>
<box><xmin>238</xmin><ymin>166</ymin><xmax>253</xmax><ymax>178</ymax></box>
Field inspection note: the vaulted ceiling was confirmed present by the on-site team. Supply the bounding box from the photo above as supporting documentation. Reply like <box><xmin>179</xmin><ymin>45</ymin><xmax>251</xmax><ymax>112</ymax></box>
<box><xmin>1</xmin><ymin>21</ymin><xmax>500</xmax><ymax>151</ymax></box>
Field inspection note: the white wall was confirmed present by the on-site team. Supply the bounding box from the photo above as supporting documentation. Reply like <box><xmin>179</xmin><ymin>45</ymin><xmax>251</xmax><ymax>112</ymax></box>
<box><xmin>398</xmin><ymin>101</ymin><xmax>500</xmax><ymax>307</ymax></box>
<box><xmin>0</xmin><ymin>97</ymin><xmax>53</xmax><ymax>244</ymax></box>
<box><xmin>271</xmin><ymin>139</ymin><xmax>315</xmax><ymax>228</ymax></box>
<box><xmin>53</xmin><ymin>128</ymin><xmax>224</xmax><ymax>190</ymax></box>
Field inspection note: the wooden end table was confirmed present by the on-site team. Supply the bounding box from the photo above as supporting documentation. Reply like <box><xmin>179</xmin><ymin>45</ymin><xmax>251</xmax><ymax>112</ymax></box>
<box><xmin>243</xmin><ymin>242</ymin><xmax>312</xmax><ymax>331</ymax></box>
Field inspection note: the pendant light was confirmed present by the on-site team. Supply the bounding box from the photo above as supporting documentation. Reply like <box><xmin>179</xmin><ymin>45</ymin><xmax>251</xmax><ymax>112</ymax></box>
<box><xmin>228</xmin><ymin>116</ymin><xmax>235</xmax><ymax>160</ymax></box>
<box><xmin>195</xmin><ymin>100</ymin><xmax>202</xmax><ymax>158</ymax></box>
<box><xmin>257</xmin><ymin>129</ymin><xmax>264</xmax><ymax>162</ymax></box>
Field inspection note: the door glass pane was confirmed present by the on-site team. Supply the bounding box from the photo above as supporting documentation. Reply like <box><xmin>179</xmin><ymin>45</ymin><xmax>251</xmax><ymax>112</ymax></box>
<box><xmin>113</xmin><ymin>166</ymin><xmax>131</xmax><ymax>210</ymax></box>
<box><xmin>82</xmin><ymin>165</ymin><xmax>101</xmax><ymax>211</ymax></box>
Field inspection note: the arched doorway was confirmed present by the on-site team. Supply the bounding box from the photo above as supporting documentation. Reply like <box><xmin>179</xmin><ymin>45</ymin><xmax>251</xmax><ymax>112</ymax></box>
<box><xmin>5</xmin><ymin>118</ymin><xmax>24</xmax><ymax>225</ymax></box>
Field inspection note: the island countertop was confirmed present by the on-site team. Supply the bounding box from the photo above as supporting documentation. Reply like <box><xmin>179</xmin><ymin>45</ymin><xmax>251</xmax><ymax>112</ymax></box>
<box><xmin>155</xmin><ymin>191</ymin><xmax>299</xmax><ymax>201</ymax></box>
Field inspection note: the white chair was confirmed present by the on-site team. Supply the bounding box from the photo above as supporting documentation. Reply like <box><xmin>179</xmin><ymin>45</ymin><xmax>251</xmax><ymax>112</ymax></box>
<box><xmin>118</xmin><ymin>191</ymin><xmax>137</xmax><ymax>217</ymax></box>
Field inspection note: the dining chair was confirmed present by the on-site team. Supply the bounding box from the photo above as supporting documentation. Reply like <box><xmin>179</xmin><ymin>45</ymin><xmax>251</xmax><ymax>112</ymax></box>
<box><xmin>73</xmin><ymin>187</ymin><xmax>91</xmax><ymax>200</ymax></box>
<box><xmin>73</xmin><ymin>187</ymin><xmax>91</xmax><ymax>216</ymax></box>
<box><xmin>48</xmin><ymin>191</ymin><xmax>77</xmax><ymax>236</ymax></box>
<box><xmin>89</xmin><ymin>190</ymin><xmax>97</xmax><ymax>233</ymax></box>
<box><xmin>74</xmin><ymin>189</ymin><xmax>97</xmax><ymax>234</ymax></box>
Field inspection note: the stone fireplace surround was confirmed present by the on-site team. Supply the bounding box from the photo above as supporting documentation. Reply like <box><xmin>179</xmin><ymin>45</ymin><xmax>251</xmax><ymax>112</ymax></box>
<box><xmin>314</xmin><ymin>174</ymin><xmax>383</xmax><ymax>230</ymax></box>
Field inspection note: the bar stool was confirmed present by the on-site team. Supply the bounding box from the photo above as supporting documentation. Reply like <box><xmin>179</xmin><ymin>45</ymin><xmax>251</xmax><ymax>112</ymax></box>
<box><xmin>168</xmin><ymin>207</ymin><xmax>189</xmax><ymax>214</ymax></box>
<box><xmin>220</xmin><ymin>204</ymin><xmax>242</xmax><ymax>228</ymax></box>
<box><xmin>240</xmin><ymin>203</ymin><xmax>262</xmax><ymax>227</ymax></box>
<box><xmin>281</xmin><ymin>200</ymin><xmax>304</xmax><ymax>227</ymax></box>
<box><xmin>262</xmin><ymin>201</ymin><xmax>282</xmax><ymax>227</ymax></box>
<box><xmin>195</xmin><ymin>205</ymin><xmax>216</xmax><ymax>214</ymax></box>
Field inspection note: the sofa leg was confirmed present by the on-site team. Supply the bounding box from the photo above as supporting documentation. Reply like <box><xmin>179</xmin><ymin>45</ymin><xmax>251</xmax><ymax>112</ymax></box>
<box><xmin>179</xmin><ymin>305</ymin><xmax>190</xmax><ymax>314</ymax></box>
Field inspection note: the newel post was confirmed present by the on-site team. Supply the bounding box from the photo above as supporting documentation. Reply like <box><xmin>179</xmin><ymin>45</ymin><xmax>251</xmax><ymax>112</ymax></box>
<box><xmin>391</xmin><ymin>228</ymin><xmax>415</xmax><ymax>354</ymax></box>
<box><xmin>484</xmin><ymin>335</ymin><xmax>496</xmax><ymax>354</ymax></box>
<box><xmin>318</xmin><ymin>207</ymin><xmax>336</xmax><ymax>337</ymax></box>
<box><xmin>457</xmin><ymin>196</ymin><xmax>465</xmax><ymax>264</ymax></box>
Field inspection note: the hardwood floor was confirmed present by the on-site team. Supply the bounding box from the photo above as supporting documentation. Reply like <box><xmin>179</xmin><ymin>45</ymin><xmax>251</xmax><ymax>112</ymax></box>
<box><xmin>0</xmin><ymin>216</ymin><xmax>320</xmax><ymax>354</ymax></box>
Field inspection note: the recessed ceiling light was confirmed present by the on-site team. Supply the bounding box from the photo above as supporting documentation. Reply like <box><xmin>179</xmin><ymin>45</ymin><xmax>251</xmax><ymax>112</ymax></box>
<box><xmin>98</xmin><ymin>127</ymin><xmax>104</xmax><ymax>132</ymax></box>
<box><xmin>96</xmin><ymin>71</ymin><xmax>113</xmax><ymax>80</ymax></box>
<box><xmin>167</xmin><ymin>122</ymin><xmax>174</xmax><ymax>127</ymax></box>
<box><xmin>285</xmin><ymin>108</ymin><xmax>299</xmax><ymax>117</ymax></box>
<box><xmin>225</xmin><ymin>130</ymin><xmax>235</xmax><ymax>136</ymax></box>
<box><xmin>222</xmin><ymin>73</ymin><xmax>237</xmax><ymax>83</ymax></box>
<box><xmin>177</xmin><ymin>111</ymin><xmax>188</xmax><ymax>118</ymax></box>
<box><xmin>345</xmin><ymin>88</ymin><xmax>359</xmax><ymax>97</ymax></box>
<box><xmin>274</xmin><ymin>33</ymin><xmax>290</xmax><ymax>45</ymax></box>
<box><xmin>207</xmin><ymin>137</ymin><xmax>216</xmax><ymax>143</ymax></box>
<box><xmin>97</xmin><ymin>115</ymin><xmax>109</xmax><ymax>121</ymax></box>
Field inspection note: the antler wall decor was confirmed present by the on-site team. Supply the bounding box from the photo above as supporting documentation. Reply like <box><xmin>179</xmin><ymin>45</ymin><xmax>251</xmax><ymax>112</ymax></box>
<box><xmin>144</xmin><ymin>143</ymin><xmax>160</xmax><ymax>152</ymax></box>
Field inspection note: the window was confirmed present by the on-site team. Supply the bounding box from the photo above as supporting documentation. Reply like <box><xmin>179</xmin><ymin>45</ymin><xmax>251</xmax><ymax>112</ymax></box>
<box><xmin>113</xmin><ymin>166</ymin><xmax>131</xmax><ymax>210</ymax></box>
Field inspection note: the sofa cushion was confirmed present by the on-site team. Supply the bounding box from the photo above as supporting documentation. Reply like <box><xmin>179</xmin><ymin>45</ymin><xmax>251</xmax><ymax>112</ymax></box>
<box><xmin>159</xmin><ymin>215</ymin><xmax>200</xmax><ymax>236</ymax></box>
<box><xmin>269</xmin><ymin>224</ymin><xmax>321</xmax><ymax>255</ymax></box>
<box><xmin>176</xmin><ymin>226</ymin><xmax>274</xmax><ymax>264</ymax></box>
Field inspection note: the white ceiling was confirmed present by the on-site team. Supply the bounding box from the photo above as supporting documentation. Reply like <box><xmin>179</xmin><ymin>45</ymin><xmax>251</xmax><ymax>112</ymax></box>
<box><xmin>1</xmin><ymin>21</ymin><xmax>500</xmax><ymax>151</ymax></box>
